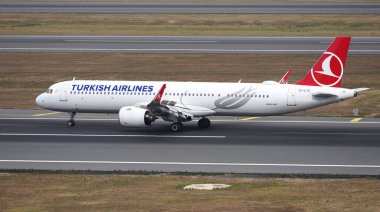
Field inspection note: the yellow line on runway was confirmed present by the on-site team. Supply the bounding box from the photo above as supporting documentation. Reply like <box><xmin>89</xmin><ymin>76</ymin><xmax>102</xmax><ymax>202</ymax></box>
<box><xmin>350</xmin><ymin>118</ymin><xmax>363</xmax><ymax>123</ymax></box>
<box><xmin>240</xmin><ymin>117</ymin><xmax>259</xmax><ymax>121</ymax></box>
<box><xmin>32</xmin><ymin>112</ymin><xmax>61</xmax><ymax>117</ymax></box>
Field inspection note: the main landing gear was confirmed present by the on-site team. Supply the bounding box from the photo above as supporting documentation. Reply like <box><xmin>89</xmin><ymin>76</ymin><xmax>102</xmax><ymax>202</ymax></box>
<box><xmin>170</xmin><ymin>118</ymin><xmax>211</xmax><ymax>132</ymax></box>
<box><xmin>66</xmin><ymin>112</ymin><xmax>76</xmax><ymax>127</ymax></box>
<box><xmin>198</xmin><ymin>118</ymin><xmax>211</xmax><ymax>129</ymax></box>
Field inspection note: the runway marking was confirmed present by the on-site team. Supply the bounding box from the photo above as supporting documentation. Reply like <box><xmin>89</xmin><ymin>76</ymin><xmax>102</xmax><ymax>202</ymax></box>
<box><xmin>0</xmin><ymin>117</ymin><xmax>117</xmax><ymax>121</ymax></box>
<box><xmin>32</xmin><ymin>112</ymin><xmax>61</xmax><ymax>117</ymax></box>
<box><xmin>240</xmin><ymin>117</ymin><xmax>259</xmax><ymax>121</ymax></box>
<box><xmin>0</xmin><ymin>160</ymin><xmax>379</xmax><ymax>168</ymax></box>
<box><xmin>351</xmin><ymin>118</ymin><xmax>363</xmax><ymax>122</ymax></box>
<box><xmin>232</xmin><ymin>120</ymin><xmax>380</xmax><ymax>124</ymax></box>
<box><xmin>0</xmin><ymin>133</ymin><xmax>226</xmax><ymax>139</ymax></box>
<box><xmin>1</xmin><ymin>48</ymin><xmax>379</xmax><ymax>53</ymax></box>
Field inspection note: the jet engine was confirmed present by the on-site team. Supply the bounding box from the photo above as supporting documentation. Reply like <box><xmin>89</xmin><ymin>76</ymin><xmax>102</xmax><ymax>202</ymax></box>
<box><xmin>119</xmin><ymin>106</ymin><xmax>156</xmax><ymax>127</ymax></box>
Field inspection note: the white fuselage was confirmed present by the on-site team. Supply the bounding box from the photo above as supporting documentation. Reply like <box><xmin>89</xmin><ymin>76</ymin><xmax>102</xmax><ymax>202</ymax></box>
<box><xmin>36</xmin><ymin>80</ymin><xmax>355</xmax><ymax>116</ymax></box>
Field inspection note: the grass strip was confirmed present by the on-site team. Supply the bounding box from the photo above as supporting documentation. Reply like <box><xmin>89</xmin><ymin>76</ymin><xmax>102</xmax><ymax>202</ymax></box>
<box><xmin>0</xmin><ymin>172</ymin><xmax>379</xmax><ymax>211</ymax></box>
<box><xmin>0</xmin><ymin>13</ymin><xmax>379</xmax><ymax>36</ymax></box>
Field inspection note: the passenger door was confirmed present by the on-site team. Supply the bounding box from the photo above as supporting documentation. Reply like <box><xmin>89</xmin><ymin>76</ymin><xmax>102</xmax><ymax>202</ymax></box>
<box><xmin>59</xmin><ymin>85</ymin><xmax>68</xmax><ymax>101</ymax></box>
<box><xmin>287</xmin><ymin>88</ymin><xmax>296</xmax><ymax>106</ymax></box>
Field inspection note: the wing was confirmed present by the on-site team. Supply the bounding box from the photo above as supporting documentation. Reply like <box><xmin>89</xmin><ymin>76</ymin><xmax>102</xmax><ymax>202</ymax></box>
<box><xmin>146</xmin><ymin>84</ymin><xmax>215</xmax><ymax>122</ymax></box>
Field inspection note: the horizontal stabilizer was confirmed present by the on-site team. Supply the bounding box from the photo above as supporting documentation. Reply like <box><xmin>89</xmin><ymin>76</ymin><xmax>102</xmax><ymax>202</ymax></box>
<box><xmin>352</xmin><ymin>88</ymin><xmax>370</xmax><ymax>92</ymax></box>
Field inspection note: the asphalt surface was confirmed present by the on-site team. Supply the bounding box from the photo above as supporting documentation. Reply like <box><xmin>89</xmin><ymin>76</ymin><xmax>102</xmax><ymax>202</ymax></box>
<box><xmin>0</xmin><ymin>2</ymin><xmax>379</xmax><ymax>14</ymax></box>
<box><xmin>1</xmin><ymin>36</ymin><xmax>379</xmax><ymax>54</ymax></box>
<box><xmin>0</xmin><ymin>109</ymin><xmax>379</xmax><ymax>175</ymax></box>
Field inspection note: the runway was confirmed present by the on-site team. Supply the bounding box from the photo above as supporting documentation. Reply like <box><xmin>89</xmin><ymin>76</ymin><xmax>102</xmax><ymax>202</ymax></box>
<box><xmin>0</xmin><ymin>2</ymin><xmax>379</xmax><ymax>14</ymax></box>
<box><xmin>1</xmin><ymin>36</ymin><xmax>379</xmax><ymax>54</ymax></box>
<box><xmin>0</xmin><ymin>109</ymin><xmax>379</xmax><ymax>175</ymax></box>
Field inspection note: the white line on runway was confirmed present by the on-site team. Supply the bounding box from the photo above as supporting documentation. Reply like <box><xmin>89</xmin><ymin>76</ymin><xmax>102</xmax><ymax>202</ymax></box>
<box><xmin>0</xmin><ymin>133</ymin><xmax>226</xmax><ymax>139</ymax></box>
<box><xmin>1</xmin><ymin>48</ymin><xmax>379</xmax><ymax>53</ymax></box>
<box><xmin>0</xmin><ymin>160</ymin><xmax>379</xmax><ymax>168</ymax></box>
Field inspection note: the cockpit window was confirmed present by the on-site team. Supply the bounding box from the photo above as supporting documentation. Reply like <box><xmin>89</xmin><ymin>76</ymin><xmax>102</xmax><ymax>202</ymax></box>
<box><xmin>45</xmin><ymin>89</ymin><xmax>53</xmax><ymax>94</ymax></box>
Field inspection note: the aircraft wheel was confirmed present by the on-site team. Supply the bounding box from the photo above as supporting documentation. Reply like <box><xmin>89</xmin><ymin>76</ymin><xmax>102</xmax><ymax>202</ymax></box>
<box><xmin>205</xmin><ymin>118</ymin><xmax>211</xmax><ymax>128</ymax></box>
<box><xmin>170</xmin><ymin>122</ymin><xmax>183</xmax><ymax>132</ymax></box>
<box><xmin>198</xmin><ymin>118</ymin><xmax>211</xmax><ymax>129</ymax></box>
<box><xmin>67</xmin><ymin>120</ymin><xmax>75</xmax><ymax>127</ymax></box>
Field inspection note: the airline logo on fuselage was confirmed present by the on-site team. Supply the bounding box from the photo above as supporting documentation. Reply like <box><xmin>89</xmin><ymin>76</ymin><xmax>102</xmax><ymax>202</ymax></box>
<box><xmin>71</xmin><ymin>84</ymin><xmax>154</xmax><ymax>92</ymax></box>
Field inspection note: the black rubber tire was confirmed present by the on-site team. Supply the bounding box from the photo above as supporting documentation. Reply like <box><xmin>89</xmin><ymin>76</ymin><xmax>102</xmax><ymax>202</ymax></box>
<box><xmin>205</xmin><ymin>118</ymin><xmax>211</xmax><ymax>128</ymax></box>
<box><xmin>198</xmin><ymin>119</ymin><xmax>207</xmax><ymax>129</ymax></box>
<box><xmin>198</xmin><ymin>118</ymin><xmax>211</xmax><ymax>129</ymax></box>
<box><xmin>170</xmin><ymin>122</ymin><xmax>183</xmax><ymax>132</ymax></box>
<box><xmin>67</xmin><ymin>120</ymin><xmax>75</xmax><ymax>127</ymax></box>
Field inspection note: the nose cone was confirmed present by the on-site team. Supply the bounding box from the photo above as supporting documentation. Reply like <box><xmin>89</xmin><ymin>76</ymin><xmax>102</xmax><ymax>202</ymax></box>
<box><xmin>35</xmin><ymin>94</ymin><xmax>45</xmax><ymax>108</ymax></box>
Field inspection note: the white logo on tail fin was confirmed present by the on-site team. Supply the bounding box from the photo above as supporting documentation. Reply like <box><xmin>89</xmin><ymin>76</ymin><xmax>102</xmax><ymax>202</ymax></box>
<box><xmin>311</xmin><ymin>52</ymin><xmax>344</xmax><ymax>87</ymax></box>
<box><xmin>315</xmin><ymin>55</ymin><xmax>339</xmax><ymax>78</ymax></box>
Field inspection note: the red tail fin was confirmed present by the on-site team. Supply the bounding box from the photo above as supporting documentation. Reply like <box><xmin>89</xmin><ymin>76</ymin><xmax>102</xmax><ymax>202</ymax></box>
<box><xmin>295</xmin><ymin>37</ymin><xmax>351</xmax><ymax>87</ymax></box>
<box><xmin>153</xmin><ymin>84</ymin><xmax>166</xmax><ymax>102</ymax></box>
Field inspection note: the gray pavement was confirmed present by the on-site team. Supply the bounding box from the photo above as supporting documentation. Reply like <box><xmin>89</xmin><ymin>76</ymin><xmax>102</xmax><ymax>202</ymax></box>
<box><xmin>0</xmin><ymin>2</ymin><xmax>379</xmax><ymax>14</ymax></box>
<box><xmin>1</xmin><ymin>36</ymin><xmax>379</xmax><ymax>54</ymax></box>
<box><xmin>0</xmin><ymin>109</ymin><xmax>379</xmax><ymax>175</ymax></box>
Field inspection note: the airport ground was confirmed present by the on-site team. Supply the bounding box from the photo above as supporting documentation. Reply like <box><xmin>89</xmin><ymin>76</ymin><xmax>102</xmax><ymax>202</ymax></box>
<box><xmin>1</xmin><ymin>3</ymin><xmax>379</xmax><ymax>211</ymax></box>
<box><xmin>0</xmin><ymin>172</ymin><xmax>379</xmax><ymax>211</ymax></box>
<box><xmin>1</xmin><ymin>13</ymin><xmax>379</xmax><ymax>36</ymax></box>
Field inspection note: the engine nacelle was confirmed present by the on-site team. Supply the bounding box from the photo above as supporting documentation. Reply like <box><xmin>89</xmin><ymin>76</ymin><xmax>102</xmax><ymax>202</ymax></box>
<box><xmin>119</xmin><ymin>106</ymin><xmax>155</xmax><ymax>127</ymax></box>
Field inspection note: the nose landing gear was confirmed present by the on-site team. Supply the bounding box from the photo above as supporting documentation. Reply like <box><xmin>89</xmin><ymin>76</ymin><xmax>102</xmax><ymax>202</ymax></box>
<box><xmin>170</xmin><ymin>122</ymin><xmax>183</xmax><ymax>132</ymax></box>
<box><xmin>66</xmin><ymin>112</ymin><xmax>76</xmax><ymax>127</ymax></box>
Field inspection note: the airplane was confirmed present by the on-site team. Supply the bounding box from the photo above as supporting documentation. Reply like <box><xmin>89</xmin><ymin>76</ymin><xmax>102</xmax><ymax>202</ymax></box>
<box><xmin>36</xmin><ymin>36</ymin><xmax>368</xmax><ymax>132</ymax></box>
